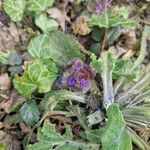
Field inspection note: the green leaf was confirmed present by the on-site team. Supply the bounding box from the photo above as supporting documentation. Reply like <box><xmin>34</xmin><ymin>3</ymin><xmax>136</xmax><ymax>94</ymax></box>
<box><xmin>101</xmin><ymin>104</ymin><xmax>132</xmax><ymax>150</ymax></box>
<box><xmin>27</xmin><ymin>0</ymin><xmax>54</xmax><ymax>15</ymax></box>
<box><xmin>107</xmin><ymin>27</ymin><xmax>121</xmax><ymax>45</ymax></box>
<box><xmin>3</xmin><ymin>0</ymin><xmax>26</xmax><ymax>22</ymax></box>
<box><xmin>91</xmin><ymin>26</ymin><xmax>104</xmax><ymax>42</ymax></box>
<box><xmin>4</xmin><ymin>114</ymin><xmax>23</xmax><ymax>125</ymax></box>
<box><xmin>113</xmin><ymin>59</ymin><xmax>144</xmax><ymax>82</ymax></box>
<box><xmin>122</xmin><ymin>106</ymin><xmax>150</xmax><ymax>123</ymax></box>
<box><xmin>27</xmin><ymin>120</ymin><xmax>100</xmax><ymax>150</ymax></box>
<box><xmin>27</xmin><ymin>31</ymin><xmax>85</xmax><ymax>66</ymax></box>
<box><xmin>0</xmin><ymin>143</ymin><xmax>7</xmax><ymax>150</ymax></box>
<box><xmin>114</xmin><ymin>6</ymin><xmax>129</xmax><ymax>19</ymax></box>
<box><xmin>91</xmin><ymin>52</ymin><xmax>116</xmax><ymax>107</ymax></box>
<box><xmin>90</xmin><ymin>53</ymin><xmax>102</xmax><ymax>73</ymax></box>
<box><xmin>0</xmin><ymin>51</ymin><xmax>9</xmax><ymax>64</ymax></box>
<box><xmin>20</xmin><ymin>100</ymin><xmax>40</xmax><ymax>126</ymax></box>
<box><xmin>35</xmin><ymin>14</ymin><xmax>58</xmax><ymax>32</ymax></box>
<box><xmin>90</xmin><ymin>43</ymin><xmax>101</xmax><ymax>56</ymax></box>
<box><xmin>13</xmin><ymin>71</ymin><xmax>37</xmax><ymax>98</ymax></box>
<box><xmin>40</xmin><ymin>90</ymin><xmax>87</xmax><ymax>111</ymax></box>
<box><xmin>84</xmin><ymin>129</ymin><xmax>102</xmax><ymax>143</ymax></box>
<box><xmin>88</xmin><ymin>10</ymin><xmax>137</xmax><ymax>28</ymax></box>
<box><xmin>127</xmin><ymin>127</ymin><xmax>150</xmax><ymax>150</ymax></box>
<box><xmin>13</xmin><ymin>59</ymin><xmax>58</xmax><ymax>98</ymax></box>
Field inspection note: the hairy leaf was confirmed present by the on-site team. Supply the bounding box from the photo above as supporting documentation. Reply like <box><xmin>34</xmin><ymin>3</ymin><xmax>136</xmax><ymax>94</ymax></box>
<box><xmin>20</xmin><ymin>100</ymin><xmax>40</xmax><ymax>126</ymax></box>
<box><xmin>122</xmin><ymin>106</ymin><xmax>150</xmax><ymax>123</ymax></box>
<box><xmin>91</xmin><ymin>52</ymin><xmax>116</xmax><ymax>107</ymax></box>
<box><xmin>88</xmin><ymin>10</ymin><xmax>137</xmax><ymax>28</ymax></box>
<box><xmin>13</xmin><ymin>59</ymin><xmax>58</xmax><ymax>98</ymax></box>
<box><xmin>91</xmin><ymin>26</ymin><xmax>104</xmax><ymax>42</ymax></box>
<box><xmin>114</xmin><ymin>6</ymin><xmax>129</xmax><ymax>19</ymax></box>
<box><xmin>27</xmin><ymin>0</ymin><xmax>54</xmax><ymax>14</ymax></box>
<box><xmin>40</xmin><ymin>90</ymin><xmax>87</xmax><ymax>111</ymax></box>
<box><xmin>84</xmin><ymin>129</ymin><xmax>102</xmax><ymax>143</ymax></box>
<box><xmin>90</xmin><ymin>43</ymin><xmax>101</xmax><ymax>56</ymax></box>
<box><xmin>101</xmin><ymin>104</ymin><xmax>132</xmax><ymax>150</ymax></box>
<box><xmin>107</xmin><ymin>27</ymin><xmax>121</xmax><ymax>45</ymax></box>
<box><xmin>27</xmin><ymin>31</ymin><xmax>85</xmax><ymax>66</ymax></box>
<box><xmin>3</xmin><ymin>0</ymin><xmax>26</xmax><ymax>22</ymax></box>
<box><xmin>27</xmin><ymin>120</ymin><xmax>100</xmax><ymax>150</ymax></box>
<box><xmin>35</xmin><ymin>14</ymin><xmax>58</xmax><ymax>32</ymax></box>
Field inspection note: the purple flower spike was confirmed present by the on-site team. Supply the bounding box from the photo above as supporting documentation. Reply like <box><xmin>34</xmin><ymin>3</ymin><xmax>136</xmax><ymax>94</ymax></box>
<box><xmin>80</xmin><ymin>79</ymin><xmax>90</xmax><ymax>89</ymax></box>
<box><xmin>68</xmin><ymin>77</ymin><xmax>77</xmax><ymax>86</ymax></box>
<box><xmin>96</xmin><ymin>4</ymin><xmax>103</xmax><ymax>13</ymax></box>
<box><xmin>96</xmin><ymin>0</ymin><xmax>110</xmax><ymax>13</ymax></box>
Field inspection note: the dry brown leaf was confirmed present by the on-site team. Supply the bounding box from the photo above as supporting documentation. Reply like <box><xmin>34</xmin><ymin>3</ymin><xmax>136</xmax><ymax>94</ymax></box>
<box><xmin>122</xmin><ymin>49</ymin><xmax>135</xmax><ymax>60</ymax></box>
<box><xmin>0</xmin><ymin>73</ymin><xmax>11</xmax><ymax>90</ymax></box>
<box><xmin>47</xmin><ymin>7</ymin><xmax>70</xmax><ymax>31</ymax></box>
<box><xmin>0</xmin><ymin>90</ymin><xmax>16</xmax><ymax>113</ymax></box>
<box><xmin>109</xmin><ymin>46</ymin><xmax>127</xmax><ymax>57</ymax></box>
<box><xmin>19</xmin><ymin>122</ymin><xmax>32</xmax><ymax>133</ymax></box>
<box><xmin>0</xmin><ymin>122</ymin><xmax>5</xmax><ymax>129</ymax></box>
<box><xmin>137</xmin><ymin>128</ymin><xmax>150</xmax><ymax>144</ymax></box>
<box><xmin>120</xmin><ymin>29</ymin><xmax>137</xmax><ymax>49</ymax></box>
<box><xmin>72</xmin><ymin>16</ymin><xmax>91</xmax><ymax>36</ymax></box>
<box><xmin>0</xmin><ymin>130</ymin><xmax>21</xmax><ymax>150</ymax></box>
<box><xmin>0</xmin><ymin>22</ymin><xmax>20</xmax><ymax>52</ymax></box>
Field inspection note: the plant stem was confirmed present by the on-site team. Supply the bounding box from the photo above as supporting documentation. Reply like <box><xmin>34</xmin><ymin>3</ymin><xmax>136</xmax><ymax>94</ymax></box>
<box><xmin>101</xmin><ymin>28</ymin><xmax>108</xmax><ymax>51</ymax></box>
<box><xmin>101</xmin><ymin>7</ymin><xmax>108</xmax><ymax>52</ymax></box>
<box><xmin>101</xmin><ymin>53</ymin><xmax>114</xmax><ymax>108</ymax></box>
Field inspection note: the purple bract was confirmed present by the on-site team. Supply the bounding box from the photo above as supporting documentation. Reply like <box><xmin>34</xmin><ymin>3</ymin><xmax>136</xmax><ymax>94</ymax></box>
<box><xmin>80</xmin><ymin>79</ymin><xmax>90</xmax><ymax>89</ymax></box>
<box><xmin>68</xmin><ymin>77</ymin><xmax>77</xmax><ymax>86</ymax></box>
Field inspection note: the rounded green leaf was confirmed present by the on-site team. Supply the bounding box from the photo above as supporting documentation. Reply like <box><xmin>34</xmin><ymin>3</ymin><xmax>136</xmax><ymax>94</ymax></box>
<box><xmin>27</xmin><ymin>32</ymin><xmax>85</xmax><ymax>66</ymax></box>
<box><xmin>27</xmin><ymin>0</ymin><xmax>54</xmax><ymax>14</ymax></box>
<box><xmin>13</xmin><ymin>59</ymin><xmax>58</xmax><ymax>98</ymax></box>
<box><xmin>3</xmin><ymin>0</ymin><xmax>26</xmax><ymax>22</ymax></box>
<box><xmin>20</xmin><ymin>100</ymin><xmax>40</xmax><ymax>126</ymax></box>
<box><xmin>35</xmin><ymin>14</ymin><xmax>58</xmax><ymax>32</ymax></box>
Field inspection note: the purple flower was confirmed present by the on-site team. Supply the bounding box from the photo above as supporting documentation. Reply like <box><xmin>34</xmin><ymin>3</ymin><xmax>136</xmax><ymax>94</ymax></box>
<box><xmin>61</xmin><ymin>59</ymin><xmax>95</xmax><ymax>91</ymax></box>
<box><xmin>96</xmin><ymin>4</ymin><xmax>103</xmax><ymax>13</ymax></box>
<box><xmin>75</xmin><ymin>65</ymin><xmax>82</xmax><ymax>72</ymax></box>
<box><xmin>68</xmin><ymin>77</ymin><xmax>77</xmax><ymax>86</ymax></box>
<box><xmin>96</xmin><ymin>0</ymin><xmax>109</xmax><ymax>13</ymax></box>
<box><xmin>80</xmin><ymin>79</ymin><xmax>90</xmax><ymax>89</ymax></box>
